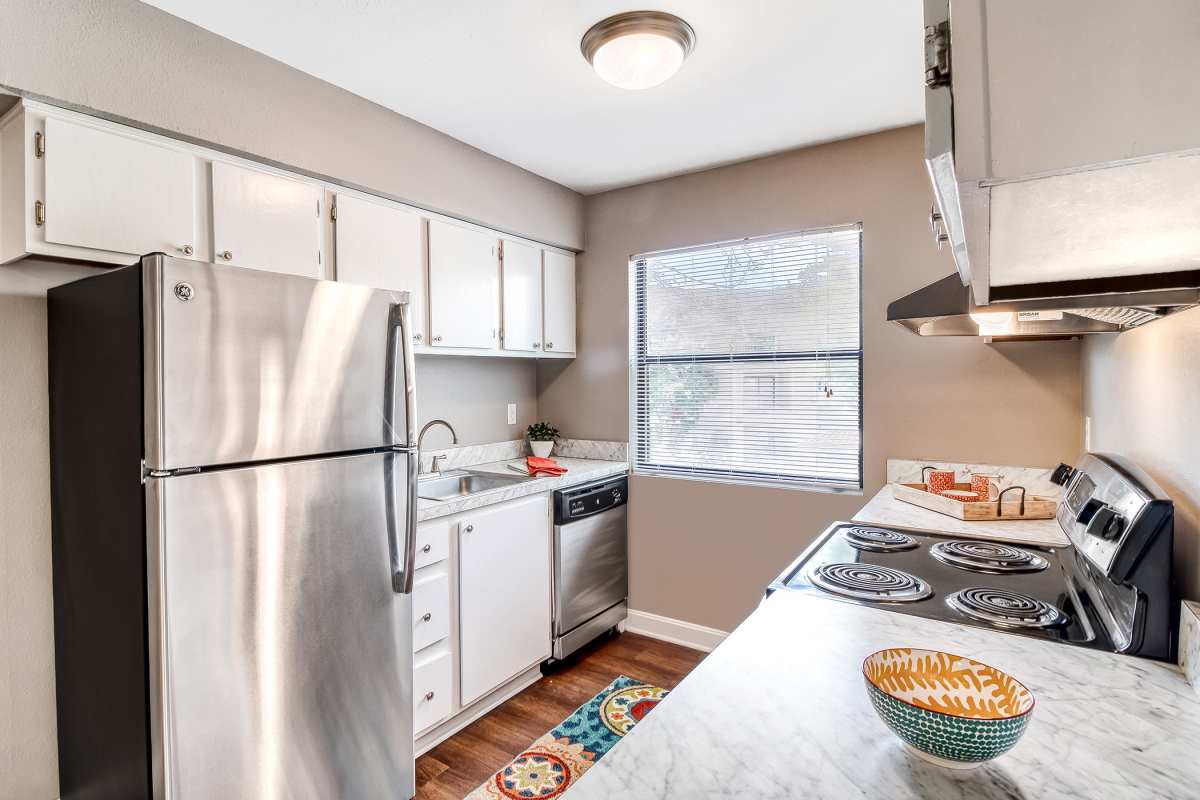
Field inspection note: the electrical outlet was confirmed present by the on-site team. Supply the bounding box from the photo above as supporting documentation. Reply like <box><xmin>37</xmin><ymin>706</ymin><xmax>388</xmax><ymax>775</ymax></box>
<box><xmin>507</xmin><ymin>403</ymin><xmax>517</xmax><ymax>425</ymax></box>
<box><xmin>1084</xmin><ymin>416</ymin><xmax>1092</xmax><ymax>452</ymax></box>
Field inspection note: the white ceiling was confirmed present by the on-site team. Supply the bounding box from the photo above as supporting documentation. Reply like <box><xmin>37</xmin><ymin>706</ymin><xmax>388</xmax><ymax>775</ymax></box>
<box><xmin>141</xmin><ymin>1</ymin><xmax>924</xmax><ymax>194</ymax></box>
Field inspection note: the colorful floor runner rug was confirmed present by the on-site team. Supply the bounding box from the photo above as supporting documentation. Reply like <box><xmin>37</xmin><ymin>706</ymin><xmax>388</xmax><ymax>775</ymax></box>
<box><xmin>464</xmin><ymin>675</ymin><xmax>668</xmax><ymax>799</ymax></box>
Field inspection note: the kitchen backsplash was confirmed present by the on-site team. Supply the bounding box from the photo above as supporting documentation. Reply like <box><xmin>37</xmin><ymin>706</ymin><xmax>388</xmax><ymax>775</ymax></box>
<box><xmin>419</xmin><ymin>438</ymin><xmax>628</xmax><ymax>472</ymax></box>
<box><xmin>887</xmin><ymin>458</ymin><xmax>1064</xmax><ymax>498</ymax></box>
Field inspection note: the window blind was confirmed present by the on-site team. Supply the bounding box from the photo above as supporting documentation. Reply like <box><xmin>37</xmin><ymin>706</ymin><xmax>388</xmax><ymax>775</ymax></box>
<box><xmin>630</xmin><ymin>224</ymin><xmax>863</xmax><ymax>490</ymax></box>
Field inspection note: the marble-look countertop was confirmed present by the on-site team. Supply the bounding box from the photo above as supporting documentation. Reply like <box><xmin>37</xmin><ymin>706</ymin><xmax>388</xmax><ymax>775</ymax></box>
<box><xmin>854</xmin><ymin>486</ymin><xmax>1070</xmax><ymax>546</ymax></box>
<box><xmin>567</xmin><ymin>591</ymin><xmax>1200</xmax><ymax>799</ymax></box>
<box><xmin>416</xmin><ymin>456</ymin><xmax>627</xmax><ymax>521</ymax></box>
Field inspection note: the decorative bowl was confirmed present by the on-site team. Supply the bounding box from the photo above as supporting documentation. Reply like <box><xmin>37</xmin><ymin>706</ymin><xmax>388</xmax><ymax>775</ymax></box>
<box><xmin>862</xmin><ymin>648</ymin><xmax>1034</xmax><ymax>769</ymax></box>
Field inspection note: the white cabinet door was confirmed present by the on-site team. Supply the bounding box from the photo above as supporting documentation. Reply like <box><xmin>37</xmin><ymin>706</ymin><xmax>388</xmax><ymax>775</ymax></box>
<box><xmin>211</xmin><ymin>161</ymin><xmax>322</xmax><ymax>278</ymax></box>
<box><xmin>542</xmin><ymin>251</ymin><xmax>576</xmax><ymax>354</ymax></box>
<box><xmin>459</xmin><ymin>494</ymin><xmax>550</xmax><ymax>705</ymax></box>
<box><xmin>427</xmin><ymin>219</ymin><xmax>499</xmax><ymax>349</ymax></box>
<box><xmin>334</xmin><ymin>193</ymin><xmax>427</xmax><ymax>345</ymax></box>
<box><xmin>43</xmin><ymin>117</ymin><xmax>198</xmax><ymax>258</ymax></box>
<box><xmin>501</xmin><ymin>239</ymin><xmax>542</xmax><ymax>353</ymax></box>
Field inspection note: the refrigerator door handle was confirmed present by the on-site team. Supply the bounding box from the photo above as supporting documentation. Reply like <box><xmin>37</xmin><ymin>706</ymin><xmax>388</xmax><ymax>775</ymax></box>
<box><xmin>386</xmin><ymin>449</ymin><xmax>419</xmax><ymax>594</ymax></box>
<box><xmin>385</xmin><ymin>298</ymin><xmax>418</xmax><ymax>449</ymax></box>
<box><xmin>385</xmin><ymin>298</ymin><xmax>418</xmax><ymax>594</ymax></box>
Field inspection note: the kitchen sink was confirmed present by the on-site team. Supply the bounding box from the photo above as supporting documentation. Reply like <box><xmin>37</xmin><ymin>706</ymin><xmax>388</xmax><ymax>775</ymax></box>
<box><xmin>417</xmin><ymin>469</ymin><xmax>533</xmax><ymax>501</ymax></box>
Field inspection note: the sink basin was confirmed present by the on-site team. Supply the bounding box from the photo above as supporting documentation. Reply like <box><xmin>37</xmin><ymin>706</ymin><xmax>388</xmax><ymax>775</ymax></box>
<box><xmin>417</xmin><ymin>470</ymin><xmax>532</xmax><ymax>501</ymax></box>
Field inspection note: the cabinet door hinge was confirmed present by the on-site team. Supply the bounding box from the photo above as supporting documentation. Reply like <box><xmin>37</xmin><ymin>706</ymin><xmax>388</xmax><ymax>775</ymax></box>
<box><xmin>34</xmin><ymin>200</ymin><xmax>45</xmax><ymax>227</ymax></box>
<box><xmin>330</xmin><ymin>199</ymin><xmax>337</xmax><ymax>221</ymax></box>
<box><xmin>34</xmin><ymin>131</ymin><xmax>45</xmax><ymax>159</ymax></box>
<box><xmin>924</xmin><ymin>21</ymin><xmax>951</xmax><ymax>87</ymax></box>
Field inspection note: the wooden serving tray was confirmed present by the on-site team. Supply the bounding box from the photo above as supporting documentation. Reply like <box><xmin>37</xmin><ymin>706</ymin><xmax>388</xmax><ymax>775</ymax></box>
<box><xmin>891</xmin><ymin>482</ymin><xmax>1057</xmax><ymax>521</ymax></box>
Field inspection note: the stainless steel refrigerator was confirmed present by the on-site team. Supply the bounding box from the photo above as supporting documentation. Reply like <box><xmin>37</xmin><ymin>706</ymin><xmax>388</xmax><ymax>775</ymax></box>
<box><xmin>47</xmin><ymin>253</ymin><xmax>419</xmax><ymax>799</ymax></box>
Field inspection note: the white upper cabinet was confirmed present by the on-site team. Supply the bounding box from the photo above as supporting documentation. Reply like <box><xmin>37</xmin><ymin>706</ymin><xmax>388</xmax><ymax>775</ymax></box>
<box><xmin>211</xmin><ymin>161</ymin><xmax>322</xmax><ymax>278</ymax></box>
<box><xmin>458</xmin><ymin>495</ymin><xmax>551</xmax><ymax>706</ymax></box>
<box><xmin>43</xmin><ymin>117</ymin><xmax>198</xmax><ymax>259</ymax></box>
<box><xmin>500</xmin><ymin>239</ymin><xmax>542</xmax><ymax>353</ymax></box>
<box><xmin>542</xmin><ymin>251</ymin><xmax>576</xmax><ymax>354</ymax></box>
<box><xmin>427</xmin><ymin>219</ymin><xmax>499</xmax><ymax>349</ymax></box>
<box><xmin>334</xmin><ymin>193</ymin><xmax>427</xmax><ymax>345</ymax></box>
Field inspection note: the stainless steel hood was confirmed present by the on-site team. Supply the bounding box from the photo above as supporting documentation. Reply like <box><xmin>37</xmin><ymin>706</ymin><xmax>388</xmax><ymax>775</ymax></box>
<box><xmin>888</xmin><ymin>273</ymin><xmax>1200</xmax><ymax>338</ymax></box>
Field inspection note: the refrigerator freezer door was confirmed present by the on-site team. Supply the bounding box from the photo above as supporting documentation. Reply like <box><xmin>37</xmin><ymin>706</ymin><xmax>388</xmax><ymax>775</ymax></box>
<box><xmin>142</xmin><ymin>254</ymin><xmax>417</xmax><ymax>471</ymax></box>
<box><xmin>145</xmin><ymin>450</ymin><xmax>415</xmax><ymax>799</ymax></box>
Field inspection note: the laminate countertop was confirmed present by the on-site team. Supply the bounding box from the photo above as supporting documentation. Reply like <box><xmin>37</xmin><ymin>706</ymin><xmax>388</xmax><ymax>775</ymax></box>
<box><xmin>565</xmin><ymin>590</ymin><xmax>1200</xmax><ymax>799</ymax></box>
<box><xmin>854</xmin><ymin>486</ymin><xmax>1070</xmax><ymax>546</ymax></box>
<box><xmin>416</xmin><ymin>457</ymin><xmax>627</xmax><ymax>522</ymax></box>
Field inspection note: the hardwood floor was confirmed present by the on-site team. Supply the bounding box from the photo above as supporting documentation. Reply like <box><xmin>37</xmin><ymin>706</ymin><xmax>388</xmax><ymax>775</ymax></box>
<box><xmin>414</xmin><ymin>632</ymin><xmax>707</xmax><ymax>799</ymax></box>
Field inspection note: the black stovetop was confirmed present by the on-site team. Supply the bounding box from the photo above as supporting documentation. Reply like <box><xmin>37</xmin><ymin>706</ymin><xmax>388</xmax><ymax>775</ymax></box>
<box><xmin>768</xmin><ymin>522</ymin><xmax>1115</xmax><ymax>652</ymax></box>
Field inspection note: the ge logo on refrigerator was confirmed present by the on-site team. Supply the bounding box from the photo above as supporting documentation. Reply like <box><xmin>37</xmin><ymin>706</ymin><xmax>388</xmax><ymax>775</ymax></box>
<box><xmin>173</xmin><ymin>282</ymin><xmax>195</xmax><ymax>302</ymax></box>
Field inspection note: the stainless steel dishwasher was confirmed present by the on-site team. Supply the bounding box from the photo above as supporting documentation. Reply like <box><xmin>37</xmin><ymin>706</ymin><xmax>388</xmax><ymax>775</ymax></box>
<box><xmin>551</xmin><ymin>474</ymin><xmax>628</xmax><ymax>660</ymax></box>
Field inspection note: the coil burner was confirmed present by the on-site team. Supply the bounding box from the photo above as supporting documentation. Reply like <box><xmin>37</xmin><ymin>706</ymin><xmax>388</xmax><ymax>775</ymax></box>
<box><xmin>930</xmin><ymin>540</ymin><xmax>1049</xmax><ymax>574</ymax></box>
<box><xmin>809</xmin><ymin>563</ymin><xmax>932</xmax><ymax>603</ymax></box>
<box><xmin>946</xmin><ymin>587</ymin><xmax>1068</xmax><ymax>629</ymax></box>
<box><xmin>840</xmin><ymin>526</ymin><xmax>918</xmax><ymax>553</ymax></box>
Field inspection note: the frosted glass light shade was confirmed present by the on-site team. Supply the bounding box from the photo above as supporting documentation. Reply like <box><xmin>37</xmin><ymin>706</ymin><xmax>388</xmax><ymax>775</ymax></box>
<box><xmin>582</xmin><ymin>11</ymin><xmax>695</xmax><ymax>91</ymax></box>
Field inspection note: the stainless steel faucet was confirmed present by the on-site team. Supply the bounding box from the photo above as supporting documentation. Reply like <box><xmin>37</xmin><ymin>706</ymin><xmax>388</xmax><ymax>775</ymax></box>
<box><xmin>418</xmin><ymin>419</ymin><xmax>458</xmax><ymax>475</ymax></box>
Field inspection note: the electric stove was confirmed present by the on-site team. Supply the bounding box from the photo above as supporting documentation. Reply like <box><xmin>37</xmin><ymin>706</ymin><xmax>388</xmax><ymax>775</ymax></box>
<box><xmin>767</xmin><ymin>453</ymin><xmax>1176</xmax><ymax>660</ymax></box>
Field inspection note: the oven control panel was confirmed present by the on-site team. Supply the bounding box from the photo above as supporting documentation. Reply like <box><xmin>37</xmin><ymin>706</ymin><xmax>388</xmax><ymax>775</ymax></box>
<box><xmin>1060</xmin><ymin>453</ymin><xmax>1170</xmax><ymax>578</ymax></box>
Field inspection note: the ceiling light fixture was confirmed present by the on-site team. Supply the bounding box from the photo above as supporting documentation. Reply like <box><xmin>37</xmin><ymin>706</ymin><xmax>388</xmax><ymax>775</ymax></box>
<box><xmin>581</xmin><ymin>11</ymin><xmax>696</xmax><ymax>91</ymax></box>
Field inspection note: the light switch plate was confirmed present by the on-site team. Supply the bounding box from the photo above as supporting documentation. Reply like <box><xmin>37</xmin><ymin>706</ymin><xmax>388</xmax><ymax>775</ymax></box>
<box><xmin>507</xmin><ymin>403</ymin><xmax>517</xmax><ymax>425</ymax></box>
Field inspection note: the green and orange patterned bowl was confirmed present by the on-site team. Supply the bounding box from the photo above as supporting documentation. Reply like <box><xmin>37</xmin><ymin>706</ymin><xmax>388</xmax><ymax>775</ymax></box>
<box><xmin>862</xmin><ymin>648</ymin><xmax>1035</xmax><ymax>769</ymax></box>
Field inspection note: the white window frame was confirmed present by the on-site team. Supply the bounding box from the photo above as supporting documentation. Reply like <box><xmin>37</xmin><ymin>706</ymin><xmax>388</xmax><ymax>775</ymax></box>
<box><xmin>628</xmin><ymin>225</ymin><xmax>864</xmax><ymax>493</ymax></box>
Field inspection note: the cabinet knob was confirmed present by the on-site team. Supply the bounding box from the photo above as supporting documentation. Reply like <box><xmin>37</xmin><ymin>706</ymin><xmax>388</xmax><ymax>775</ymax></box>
<box><xmin>432</xmin><ymin>335</ymin><xmax>443</xmax><ymax>343</ymax></box>
<box><xmin>421</xmin><ymin>543</ymin><xmax>432</xmax><ymax>553</ymax></box>
<box><xmin>533</xmin><ymin>342</ymin><xmax>540</xmax><ymax>349</ymax></box>
<box><xmin>545</xmin><ymin>342</ymin><xmax>553</xmax><ymax>350</ymax></box>
<box><xmin>421</xmin><ymin>612</ymin><xmax>432</xmax><ymax>622</ymax></box>
<box><xmin>221</xmin><ymin>250</ymin><xmax>233</xmax><ymax>261</ymax></box>
<box><xmin>413</xmin><ymin>333</ymin><xmax>423</xmax><ymax>343</ymax></box>
<box><xmin>424</xmin><ymin>691</ymin><xmax>435</xmax><ymax>701</ymax></box>
<box><xmin>464</xmin><ymin>524</ymin><xmax>474</xmax><ymax>533</ymax></box>
<box><xmin>178</xmin><ymin>245</ymin><xmax>194</xmax><ymax>256</ymax></box>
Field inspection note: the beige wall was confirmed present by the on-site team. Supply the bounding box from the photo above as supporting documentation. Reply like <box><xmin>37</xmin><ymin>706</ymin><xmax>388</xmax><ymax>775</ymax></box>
<box><xmin>539</xmin><ymin>125</ymin><xmax>1083</xmax><ymax>631</ymax></box>
<box><xmin>415</xmin><ymin>356</ymin><xmax>537</xmax><ymax>447</ymax></box>
<box><xmin>0</xmin><ymin>0</ymin><xmax>583</xmax><ymax>250</ymax></box>
<box><xmin>1082</xmin><ymin>310</ymin><xmax>1200</xmax><ymax>605</ymax></box>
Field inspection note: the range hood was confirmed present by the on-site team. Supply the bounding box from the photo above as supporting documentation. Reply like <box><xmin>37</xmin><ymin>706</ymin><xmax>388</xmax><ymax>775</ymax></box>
<box><xmin>888</xmin><ymin>273</ymin><xmax>1200</xmax><ymax>339</ymax></box>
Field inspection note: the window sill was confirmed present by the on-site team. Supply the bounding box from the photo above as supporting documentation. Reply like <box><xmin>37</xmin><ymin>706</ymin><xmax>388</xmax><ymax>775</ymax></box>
<box><xmin>631</xmin><ymin>468</ymin><xmax>864</xmax><ymax>496</ymax></box>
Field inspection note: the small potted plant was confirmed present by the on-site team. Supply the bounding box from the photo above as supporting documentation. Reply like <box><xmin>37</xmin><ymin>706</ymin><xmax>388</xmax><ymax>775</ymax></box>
<box><xmin>527</xmin><ymin>421</ymin><xmax>560</xmax><ymax>458</ymax></box>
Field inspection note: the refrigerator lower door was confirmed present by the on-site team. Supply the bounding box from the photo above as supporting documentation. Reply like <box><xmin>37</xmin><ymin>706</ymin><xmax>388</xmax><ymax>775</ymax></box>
<box><xmin>145</xmin><ymin>450</ymin><xmax>416</xmax><ymax>800</ymax></box>
<box><xmin>142</xmin><ymin>254</ymin><xmax>417</xmax><ymax>471</ymax></box>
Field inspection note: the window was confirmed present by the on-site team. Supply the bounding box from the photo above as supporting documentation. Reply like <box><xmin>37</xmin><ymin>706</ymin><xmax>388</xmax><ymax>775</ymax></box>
<box><xmin>630</xmin><ymin>224</ymin><xmax>863</xmax><ymax>491</ymax></box>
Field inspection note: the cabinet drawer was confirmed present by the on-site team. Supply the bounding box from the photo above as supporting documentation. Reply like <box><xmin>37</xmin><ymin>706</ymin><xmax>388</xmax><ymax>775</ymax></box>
<box><xmin>412</xmin><ymin>573</ymin><xmax>450</xmax><ymax>651</ymax></box>
<box><xmin>414</xmin><ymin>520</ymin><xmax>450</xmax><ymax>570</ymax></box>
<box><xmin>413</xmin><ymin>651</ymin><xmax>452</xmax><ymax>735</ymax></box>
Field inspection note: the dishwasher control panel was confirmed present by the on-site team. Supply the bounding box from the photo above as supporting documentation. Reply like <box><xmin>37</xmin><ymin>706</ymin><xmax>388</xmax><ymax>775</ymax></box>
<box><xmin>554</xmin><ymin>475</ymin><xmax>628</xmax><ymax>524</ymax></box>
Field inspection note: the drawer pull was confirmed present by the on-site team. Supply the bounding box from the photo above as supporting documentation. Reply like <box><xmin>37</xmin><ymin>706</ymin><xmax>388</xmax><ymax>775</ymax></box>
<box><xmin>424</xmin><ymin>691</ymin><xmax>435</xmax><ymax>701</ymax></box>
<box><xmin>421</xmin><ymin>612</ymin><xmax>432</xmax><ymax>622</ymax></box>
<box><xmin>464</xmin><ymin>524</ymin><xmax>474</xmax><ymax>533</ymax></box>
<box><xmin>422</xmin><ymin>543</ymin><xmax>432</xmax><ymax>553</ymax></box>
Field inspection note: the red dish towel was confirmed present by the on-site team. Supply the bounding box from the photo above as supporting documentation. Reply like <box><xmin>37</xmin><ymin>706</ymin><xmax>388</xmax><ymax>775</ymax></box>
<box><xmin>526</xmin><ymin>456</ymin><xmax>568</xmax><ymax>477</ymax></box>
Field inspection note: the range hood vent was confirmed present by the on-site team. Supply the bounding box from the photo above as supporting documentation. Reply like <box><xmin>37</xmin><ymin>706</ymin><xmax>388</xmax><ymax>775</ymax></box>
<box><xmin>888</xmin><ymin>274</ymin><xmax>1199</xmax><ymax>338</ymax></box>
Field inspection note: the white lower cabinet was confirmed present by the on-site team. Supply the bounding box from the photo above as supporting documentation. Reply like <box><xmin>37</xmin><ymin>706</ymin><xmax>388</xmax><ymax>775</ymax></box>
<box><xmin>413</xmin><ymin>650</ymin><xmax>453</xmax><ymax>735</ymax></box>
<box><xmin>412</xmin><ymin>572</ymin><xmax>451</xmax><ymax>652</ymax></box>
<box><xmin>458</xmin><ymin>494</ymin><xmax>552</xmax><ymax>706</ymax></box>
